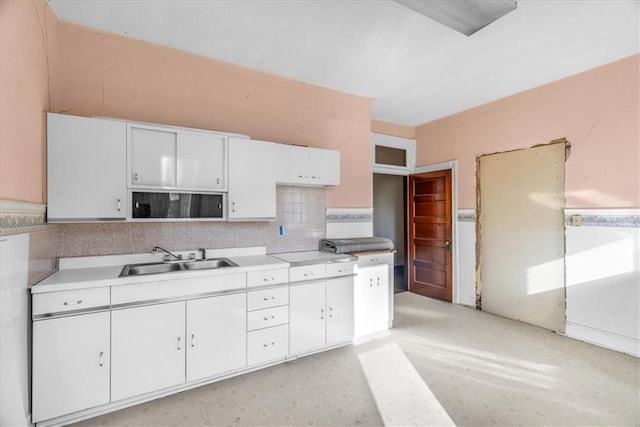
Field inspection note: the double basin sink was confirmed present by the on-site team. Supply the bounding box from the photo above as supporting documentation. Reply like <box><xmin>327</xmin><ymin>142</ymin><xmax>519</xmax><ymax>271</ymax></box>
<box><xmin>120</xmin><ymin>258</ymin><xmax>237</xmax><ymax>277</ymax></box>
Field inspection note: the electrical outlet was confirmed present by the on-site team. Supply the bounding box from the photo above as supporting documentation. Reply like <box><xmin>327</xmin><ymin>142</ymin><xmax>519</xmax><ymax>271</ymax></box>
<box><xmin>571</xmin><ymin>215</ymin><xmax>582</xmax><ymax>226</ymax></box>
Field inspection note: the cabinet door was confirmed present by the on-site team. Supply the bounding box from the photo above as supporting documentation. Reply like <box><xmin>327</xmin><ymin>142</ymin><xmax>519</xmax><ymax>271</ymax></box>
<box><xmin>47</xmin><ymin>113</ymin><xmax>127</xmax><ymax>221</ymax></box>
<box><xmin>129</xmin><ymin>125</ymin><xmax>177</xmax><ymax>187</ymax></box>
<box><xmin>228</xmin><ymin>138</ymin><xmax>276</xmax><ymax>220</ymax></box>
<box><xmin>32</xmin><ymin>312</ymin><xmax>110</xmax><ymax>422</ymax></box>
<box><xmin>309</xmin><ymin>148</ymin><xmax>340</xmax><ymax>185</ymax></box>
<box><xmin>186</xmin><ymin>293</ymin><xmax>246</xmax><ymax>382</ymax></box>
<box><xmin>354</xmin><ymin>265</ymin><xmax>389</xmax><ymax>337</ymax></box>
<box><xmin>177</xmin><ymin>132</ymin><xmax>226</xmax><ymax>190</ymax></box>
<box><xmin>274</xmin><ymin>144</ymin><xmax>309</xmax><ymax>184</ymax></box>
<box><xmin>111</xmin><ymin>302</ymin><xmax>185</xmax><ymax>401</ymax></box>
<box><xmin>289</xmin><ymin>281</ymin><xmax>326</xmax><ymax>355</ymax></box>
<box><xmin>326</xmin><ymin>276</ymin><xmax>354</xmax><ymax>345</ymax></box>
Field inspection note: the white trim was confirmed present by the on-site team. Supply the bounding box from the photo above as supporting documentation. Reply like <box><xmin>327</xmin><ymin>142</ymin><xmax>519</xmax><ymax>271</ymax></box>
<box><xmin>411</xmin><ymin>161</ymin><xmax>460</xmax><ymax>305</ymax></box>
<box><xmin>565</xmin><ymin>322</ymin><xmax>640</xmax><ymax>357</ymax></box>
<box><xmin>0</xmin><ymin>199</ymin><xmax>46</xmax><ymax>215</ymax></box>
<box><xmin>371</xmin><ymin>133</ymin><xmax>416</xmax><ymax>175</ymax></box>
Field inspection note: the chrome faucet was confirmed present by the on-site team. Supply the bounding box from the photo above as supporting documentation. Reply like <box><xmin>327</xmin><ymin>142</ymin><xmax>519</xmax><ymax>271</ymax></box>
<box><xmin>152</xmin><ymin>246</ymin><xmax>182</xmax><ymax>262</ymax></box>
<box><xmin>198</xmin><ymin>248</ymin><xmax>207</xmax><ymax>260</ymax></box>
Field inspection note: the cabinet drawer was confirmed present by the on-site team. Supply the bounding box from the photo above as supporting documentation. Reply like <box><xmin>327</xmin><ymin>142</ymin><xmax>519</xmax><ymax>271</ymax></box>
<box><xmin>247</xmin><ymin>268</ymin><xmax>288</xmax><ymax>288</ymax></box>
<box><xmin>357</xmin><ymin>252</ymin><xmax>394</xmax><ymax>267</ymax></box>
<box><xmin>289</xmin><ymin>264</ymin><xmax>325</xmax><ymax>283</ymax></box>
<box><xmin>247</xmin><ymin>305</ymin><xmax>289</xmax><ymax>331</ymax></box>
<box><xmin>326</xmin><ymin>261</ymin><xmax>357</xmax><ymax>278</ymax></box>
<box><xmin>247</xmin><ymin>286</ymin><xmax>289</xmax><ymax>311</ymax></box>
<box><xmin>247</xmin><ymin>324</ymin><xmax>289</xmax><ymax>366</ymax></box>
<box><xmin>33</xmin><ymin>287</ymin><xmax>110</xmax><ymax>317</ymax></box>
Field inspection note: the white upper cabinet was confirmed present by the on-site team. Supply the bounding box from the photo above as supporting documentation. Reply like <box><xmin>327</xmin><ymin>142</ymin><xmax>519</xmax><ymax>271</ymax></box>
<box><xmin>228</xmin><ymin>137</ymin><xmax>276</xmax><ymax>221</ymax></box>
<box><xmin>128</xmin><ymin>123</ymin><xmax>227</xmax><ymax>191</ymax></box>
<box><xmin>129</xmin><ymin>126</ymin><xmax>177</xmax><ymax>187</ymax></box>
<box><xmin>47</xmin><ymin>113</ymin><xmax>127</xmax><ymax>222</ymax></box>
<box><xmin>308</xmin><ymin>147</ymin><xmax>340</xmax><ymax>186</ymax></box>
<box><xmin>178</xmin><ymin>131</ymin><xmax>226</xmax><ymax>190</ymax></box>
<box><xmin>275</xmin><ymin>144</ymin><xmax>340</xmax><ymax>186</ymax></box>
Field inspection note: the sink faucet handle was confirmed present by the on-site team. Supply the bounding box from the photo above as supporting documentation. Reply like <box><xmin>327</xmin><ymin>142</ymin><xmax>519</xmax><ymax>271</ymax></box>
<box><xmin>198</xmin><ymin>248</ymin><xmax>207</xmax><ymax>260</ymax></box>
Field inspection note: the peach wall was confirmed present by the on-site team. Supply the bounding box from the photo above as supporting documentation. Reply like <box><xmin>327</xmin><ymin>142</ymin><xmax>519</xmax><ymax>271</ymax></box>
<box><xmin>371</xmin><ymin>119</ymin><xmax>415</xmax><ymax>139</ymax></box>
<box><xmin>416</xmin><ymin>54</ymin><xmax>640</xmax><ymax>209</ymax></box>
<box><xmin>0</xmin><ymin>0</ymin><xmax>57</xmax><ymax>204</ymax></box>
<box><xmin>54</xmin><ymin>23</ymin><xmax>372</xmax><ymax>208</ymax></box>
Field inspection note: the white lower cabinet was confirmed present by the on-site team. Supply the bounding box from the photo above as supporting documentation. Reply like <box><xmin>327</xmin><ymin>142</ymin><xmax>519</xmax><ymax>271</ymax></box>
<box><xmin>32</xmin><ymin>312</ymin><xmax>111</xmax><ymax>422</ymax></box>
<box><xmin>354</xmin><ymin>264</ymin><xmax>389</xmax><ymax>337</ymax></box>
<box><xmin>186</xmin><ymin>293</ymin><xmax>247</xmax><ymax>382</ymax></box>
<box><xmin>289</xmin><ymin>281</ymin><xmax>326</xmax><ymax>354</ymax></box>
<box><xmin>326</xmin><ymin>276</ymin><xmax>355</xmax><ymax>345</ymax></box>
<box><xmin>111</xmin><ymin>302</ymin><xmax>186</xmax><ymax>401</ymax></box>
<box><xmin>290</xmin><ymin>277</ymin><xmax>354</xmax><ymax>355</ymax></box>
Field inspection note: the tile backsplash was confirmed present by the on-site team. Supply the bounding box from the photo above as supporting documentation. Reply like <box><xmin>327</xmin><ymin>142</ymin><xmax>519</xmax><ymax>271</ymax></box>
<box><xmin>57</xmin><ymin>186</ymin><xmax>326</xmax><ymax>257</ymax></box>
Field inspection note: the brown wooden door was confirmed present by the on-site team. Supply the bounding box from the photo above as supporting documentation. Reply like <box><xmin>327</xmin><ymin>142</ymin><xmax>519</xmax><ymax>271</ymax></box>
<box><xmin>408</xmin><ymin>170</ymin><xmax>452</xmax><ymax>302</ymax></box>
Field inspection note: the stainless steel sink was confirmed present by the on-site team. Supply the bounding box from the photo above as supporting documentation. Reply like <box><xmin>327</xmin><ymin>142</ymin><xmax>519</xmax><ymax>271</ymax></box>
<box><xmin>183</xmin><ymin>258</ymin><xmax>236</xmax><ymax>270</ymax></box>
<box><xmin>119</xmin><ymin>258</ymin><xmax>237</xmax><ymax>277</ymax></box>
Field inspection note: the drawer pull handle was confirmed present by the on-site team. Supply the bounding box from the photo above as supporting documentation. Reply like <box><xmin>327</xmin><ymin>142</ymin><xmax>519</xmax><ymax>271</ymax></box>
<box><xmin>304</xmin><ymin>272</ymin><xmax>314</xmax><ymax>277</ymax></box>
<box><xmin>177</xmin><ymin>336</ymin><xmax>182</xmax><ymax>350</ymax></box>
<box><xmin>369</xmin><ymin>278</ymin><xmax>373</xmax><ymax>287</ymax></box>
<box><xmin>263</xmin><ymin>296</ymin><xmax>276</xmax><ymax>301</ymax></box>
<box><xmin>263</xmin><ymin>342</ymin><xmax>275</xmax><ymax>348</ymax></box>
<box><xmin>63</xmin><ymin>300</ymin><xmax>83</xmax><ymax>306</ymax></box>
<box><xmin>329</xmin><ymin>307</ymin><xmax>333</xmax><ymax>318</ymax></box>
<box><xmin>191</xmin><ymin>334</ymin><xmax>196</xmax><ymax>348</ymax></box>
<box><xmin>320</xmin><ymin>308</ymin><xmax>324</xmax><ymax>320</ymax></box>
<box><xmin>371</xmin><ymin>258</ymin><xmax>378</xmax><ymax>262</ymax></box>
<box><xmin>377</xmin><ymin>277</ymin><xmax>380</xmax><ymax>286</ymax></box>
<box><xmin>99</xmin><ymin>351</ymin><xmax>104</xmax><ymax>367</ymax></box>
<box><xmin>264</xmin><ymin>315</ymin><xmax>275</xmax><ymax>321</ymax></box>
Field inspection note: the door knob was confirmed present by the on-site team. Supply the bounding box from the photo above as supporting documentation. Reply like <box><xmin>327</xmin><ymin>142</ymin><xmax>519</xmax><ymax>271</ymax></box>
<box><xmin>445</xmin><ymin>240</ymin><xmax>451</xmax><ymax>250</ymax></box>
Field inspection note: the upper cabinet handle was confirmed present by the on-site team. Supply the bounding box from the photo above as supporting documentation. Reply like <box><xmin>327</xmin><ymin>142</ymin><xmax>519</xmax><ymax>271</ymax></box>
<box><xmin>133</xmin><ymin>173</ymin><xmax>139</xmax><ymax>181</ymax></box>
<box><xmin>117</xmin><ymin>199</ymin><xmax>121</xmax><ymax>212</ymax></box>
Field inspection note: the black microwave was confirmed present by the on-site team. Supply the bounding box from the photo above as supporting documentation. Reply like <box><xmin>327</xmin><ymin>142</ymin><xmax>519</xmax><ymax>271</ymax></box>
<box><xmin>131</xmin><ymin>191</ymin><xmax>224</xmax><ymax>219</ymax></box>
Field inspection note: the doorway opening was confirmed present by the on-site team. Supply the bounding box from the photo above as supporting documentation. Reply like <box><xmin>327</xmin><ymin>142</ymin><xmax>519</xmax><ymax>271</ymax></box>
<box><xmin>373</xmin><ymin>173</ymin><xmax>408</xmax><ymax>292</ymax></box>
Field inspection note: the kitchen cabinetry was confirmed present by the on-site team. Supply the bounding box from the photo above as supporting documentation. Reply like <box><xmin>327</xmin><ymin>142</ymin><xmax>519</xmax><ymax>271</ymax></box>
<box><xmin>186</xmin><ymin>293</ymin><xmax>246</xmax><ymax>382</ymax></box>
<box><xmin>32</xmin><ymin>312</ymin><xmax>111</xmax><ymax>422</ymax></box>
<box><xmin>354</xmin><ymin>264</ymin><xmax>389</xmax><ymax>337</ymax></box>
<box><xmin>228</xmin><ymin>137</ymin><xmax>276</xmax><ymax>220</ymax></box>
<box><xmin>128</xmin><ymin>123</ymin><xmax>227</xmax><ymax>191</ymax></box>
<box><xmin>275</xmin><ymin>144</ymin><xmax>340</xmax><ymax>186</ymax></box>
<box><xmin>111</xmin><ymin>302</ymin><xmax>186</xmax><ymax>401</ymax></box>
<box><xmin>47</xmin><ymin>113</ymin><xmax>127</xmax><ymax>222</ymax></box>
<box><xmin>289</xmin><ymin>262</ymin><xmax>355</xmax><ymax>355</ymax></box>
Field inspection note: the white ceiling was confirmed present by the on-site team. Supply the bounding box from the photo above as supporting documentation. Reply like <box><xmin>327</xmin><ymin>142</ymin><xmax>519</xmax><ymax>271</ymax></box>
<box><xmin>48</xmin><ymin>0</ymin><xmax>639</xmax><ymax>127</ymax></box>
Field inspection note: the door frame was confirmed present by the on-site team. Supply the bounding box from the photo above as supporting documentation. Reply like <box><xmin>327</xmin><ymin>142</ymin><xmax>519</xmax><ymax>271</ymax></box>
<box><xmin>412</xmin><ymin>160</ymin><xmax>460</xmax><ymax>304</ymax></box>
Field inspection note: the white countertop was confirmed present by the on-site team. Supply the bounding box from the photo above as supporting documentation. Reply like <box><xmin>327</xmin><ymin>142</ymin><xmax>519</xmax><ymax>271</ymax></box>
<box><xmin>32</xmin><ymin>249</ymin><xmax>288</xmax><ymax>294</ymax></box>
<box><xmin>270</xmin><ymin>250</ymin><xmax>357</xmax><ymax>265</ymax></box>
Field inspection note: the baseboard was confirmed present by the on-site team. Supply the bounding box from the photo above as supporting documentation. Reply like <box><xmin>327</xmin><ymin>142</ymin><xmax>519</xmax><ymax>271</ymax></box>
<box><xmin>457</xmin><ymin>294</ymin><xmax>477</xmax><ymax>308</ymax></box>
<box><xmin>565</xmin><ymin>322</ymin><xmax>639</xmax><ymax>357</ymax></box>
